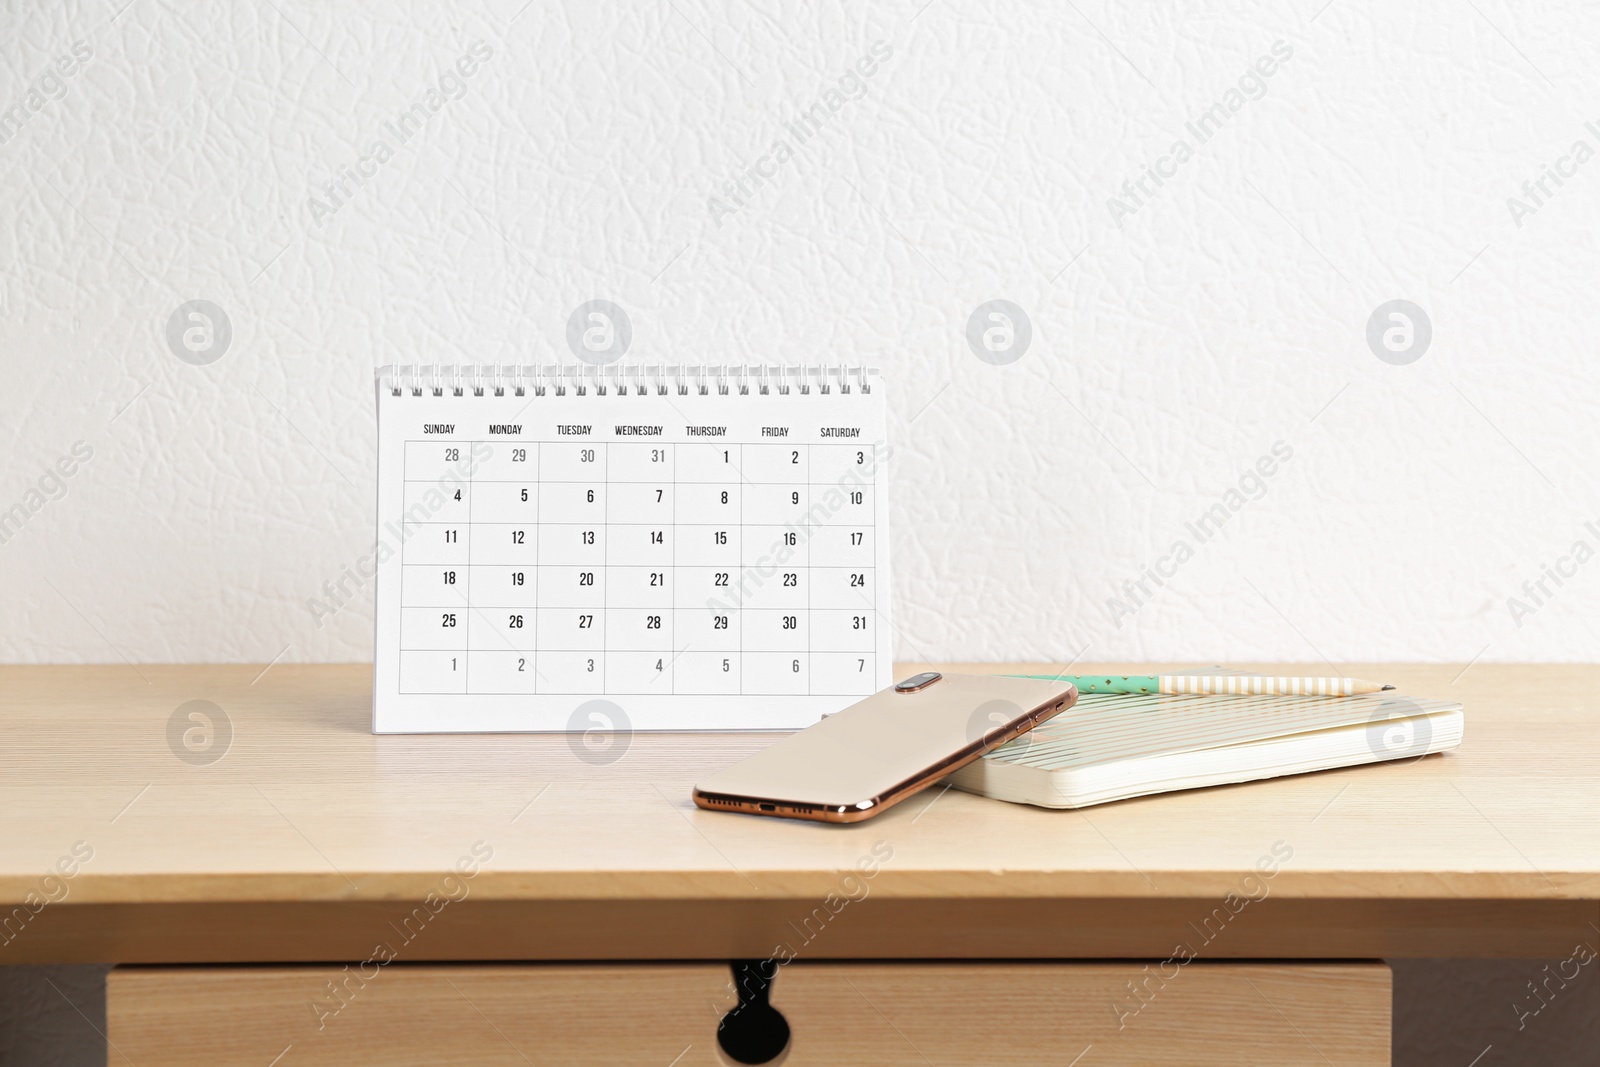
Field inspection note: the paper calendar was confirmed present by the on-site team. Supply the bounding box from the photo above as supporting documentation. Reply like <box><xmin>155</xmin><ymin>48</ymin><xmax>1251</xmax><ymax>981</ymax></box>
<box><xmin>372</xmin><ymin>365</ymin><xmax>891</xmax><ymax>732</ymax></box>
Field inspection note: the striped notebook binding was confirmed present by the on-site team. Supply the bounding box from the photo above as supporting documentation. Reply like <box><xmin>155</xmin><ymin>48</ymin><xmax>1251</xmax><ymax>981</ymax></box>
<box><xmin>1161</xmin><ymin>674</ymin><xmax>1363</xmax><ymax>696</ymax></box>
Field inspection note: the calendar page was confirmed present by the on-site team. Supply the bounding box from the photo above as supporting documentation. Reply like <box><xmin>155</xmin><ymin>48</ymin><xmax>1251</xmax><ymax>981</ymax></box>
<box><xmin>371</xmin><ymin>366</ymin><xmax>892</xmax><ymax>732</ymax></box>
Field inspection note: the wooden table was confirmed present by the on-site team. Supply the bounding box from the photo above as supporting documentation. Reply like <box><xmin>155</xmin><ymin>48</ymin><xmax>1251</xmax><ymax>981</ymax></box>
<box><xmin>4</xmin><ymin>663</ymin><xmax>1596</xmax><ymax>1065</ymax></box>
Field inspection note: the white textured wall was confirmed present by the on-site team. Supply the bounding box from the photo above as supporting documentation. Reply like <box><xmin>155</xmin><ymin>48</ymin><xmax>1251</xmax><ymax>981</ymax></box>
<box><xmin>2</xmin><ymin>6</ymin><xmax>1598</xmax><ymax>1062</ymax></box>
<box><xmin>3</xmin><ymin>1</ymin><xmax>1599</xmax><ymax>670</ymax></box>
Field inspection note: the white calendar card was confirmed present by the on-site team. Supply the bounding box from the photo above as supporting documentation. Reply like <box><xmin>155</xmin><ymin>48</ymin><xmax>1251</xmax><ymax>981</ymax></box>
<box><xmin>371</xmin><ymin>364</ymin><xmax>892</xmax><ymax>733</ymax></box>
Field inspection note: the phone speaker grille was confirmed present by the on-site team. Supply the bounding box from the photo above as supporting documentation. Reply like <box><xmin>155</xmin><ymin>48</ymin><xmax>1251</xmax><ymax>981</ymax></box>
<box><xmin>700</xmin><ymin>794</ymin><xmax>823</xmax><ymax>816</ymax></box>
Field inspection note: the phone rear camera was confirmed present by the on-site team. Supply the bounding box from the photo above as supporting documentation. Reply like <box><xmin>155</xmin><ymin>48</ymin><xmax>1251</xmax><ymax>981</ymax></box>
<box><xmin>894</xmin><ymin>672</ymin><xmax>942</xmax><ymax>693</ymax></box>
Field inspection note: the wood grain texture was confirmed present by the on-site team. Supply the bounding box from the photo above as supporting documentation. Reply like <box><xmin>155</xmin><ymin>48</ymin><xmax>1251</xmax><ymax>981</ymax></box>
<box><xmin>107</xmin><ymin>961</ymin><xmax>1392</xmax><ymax>1066</ymax></box>
<box><xmin>1</xmin><ymin>663</ymin><xmax>1596</xmax><ymax>962</ymax></box>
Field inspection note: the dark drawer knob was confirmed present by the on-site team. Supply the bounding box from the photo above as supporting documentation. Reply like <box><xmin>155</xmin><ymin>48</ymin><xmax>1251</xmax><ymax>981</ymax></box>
<box><xmin>718</xmin><ymin>960</ymin><xmax>791</xmax><ymax>1064</ymax></box>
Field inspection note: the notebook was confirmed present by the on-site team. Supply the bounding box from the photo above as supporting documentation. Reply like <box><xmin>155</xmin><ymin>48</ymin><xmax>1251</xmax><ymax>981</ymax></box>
<box><xmin>371</xmin><ymin>364</ymin><xmax>891</xmax><ymax>733</ymax></box>
<box><xmin>948</xmin><ymin>689</ymin><xmax>1463</xmax><ymax>809</ymax></box>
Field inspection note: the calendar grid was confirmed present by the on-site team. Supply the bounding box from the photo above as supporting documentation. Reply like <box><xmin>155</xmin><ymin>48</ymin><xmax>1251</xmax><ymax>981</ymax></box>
<box><xmin>392</xmin><ymin>437</ymin><xmax>883</xmax><ymax>698</ymax></box>
<box><xmin>375</xmin><ymin>365</ymin><xmax>889</xmax><ymax>730</ymax></box>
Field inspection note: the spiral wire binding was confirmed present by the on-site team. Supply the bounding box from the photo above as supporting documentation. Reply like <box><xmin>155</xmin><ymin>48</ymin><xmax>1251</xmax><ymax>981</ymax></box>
<box><xmin>378</xmin><ymin>365</ymin><xmax>877</xmax><ymax>398</ymax></box>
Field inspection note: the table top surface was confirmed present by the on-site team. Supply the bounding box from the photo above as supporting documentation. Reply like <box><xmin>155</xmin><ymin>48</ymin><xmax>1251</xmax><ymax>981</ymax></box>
<box><xmin>3</xmin><ymin>661</ymin><xmax>1596</xmax><ymax>907</ymax></box>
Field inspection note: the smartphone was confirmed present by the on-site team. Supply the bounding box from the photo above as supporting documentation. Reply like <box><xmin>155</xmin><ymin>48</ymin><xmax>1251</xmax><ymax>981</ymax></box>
<box><xmin>692</xmin><ymin>673</ymin><xmax>1077</xmax><ymax>823</ymax></box>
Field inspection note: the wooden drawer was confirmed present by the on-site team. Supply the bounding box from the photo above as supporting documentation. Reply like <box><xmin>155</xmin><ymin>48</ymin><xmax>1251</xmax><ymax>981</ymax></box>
<box><xmin>108</xmin><ymin>960</ymin><xmax>1390</xmax><ymax>1065</ymax></box>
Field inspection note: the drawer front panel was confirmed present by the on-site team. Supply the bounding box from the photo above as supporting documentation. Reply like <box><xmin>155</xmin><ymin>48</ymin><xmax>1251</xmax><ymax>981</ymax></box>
<box><xmin>107</xmin><ymin>960</ymin><xmax>1390</xmax><ymax>1066</ymax></box>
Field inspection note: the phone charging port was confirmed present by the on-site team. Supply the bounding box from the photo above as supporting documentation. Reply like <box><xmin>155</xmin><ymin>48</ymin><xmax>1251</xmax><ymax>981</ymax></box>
<box><xmin>759</xmin><ymin>803</ymin><xmax>777</xmax><ymax>812</ymax></box>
